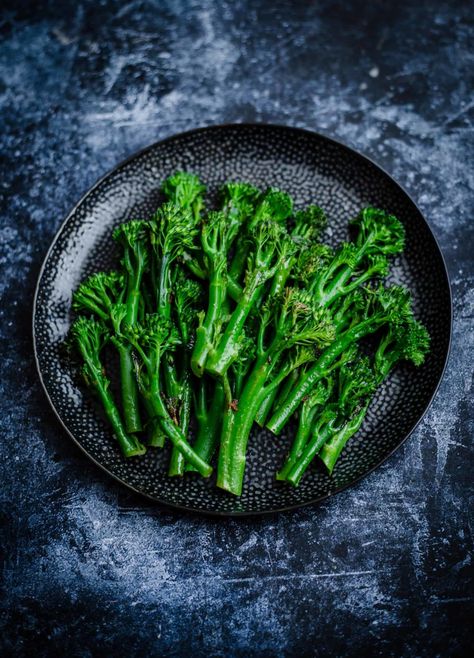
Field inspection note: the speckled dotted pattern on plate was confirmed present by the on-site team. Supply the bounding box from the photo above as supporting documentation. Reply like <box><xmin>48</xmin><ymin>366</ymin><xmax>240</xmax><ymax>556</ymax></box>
<box><xmin>33</xmin><ymin>124</ymin><xmax>451</xmax><ymax>515</ymax></box>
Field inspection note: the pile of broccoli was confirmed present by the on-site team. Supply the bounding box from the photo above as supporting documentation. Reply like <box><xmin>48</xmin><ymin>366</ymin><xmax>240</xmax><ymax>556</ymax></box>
<box><xmin>70</xmin><ymin>172</ymin><xmax>430</xmax><ymax>496</ymax></box>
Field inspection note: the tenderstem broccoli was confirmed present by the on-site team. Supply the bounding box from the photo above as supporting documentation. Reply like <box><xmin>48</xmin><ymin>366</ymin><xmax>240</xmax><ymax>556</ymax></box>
<box><xmin>149</xmin><ymin>182</ymin><xmax>203</xmax><ymax>466</ymax></box>
<box><xmin>266</xmin><ymin>285</ymin><xmax>413</xmax><ymax>435</ymax></box>
<box><xmin>168</xmin><ymin>270</ymin><xmax>204</xmax><ymax>475</ymax></box>
<box><xmin>283</xmin><ymin>314</ymin><xmax>430</xmax><ymax>484</ymax></box>
<box><xmin>68</xmin><ymin>172</ymin><xmax>430</xmax><ymax>495</ymax></box>
<box><xmin>191</xmin><ymin>211</ymin><xmax>230</xmax><ymax>377</ymax></box>
<box><xmin>124</xmin><ymin>313</ymin><xmax>212</xmax><ymax>477</ymax></box>
<box><xmin>112</xmin><ymin>220</ymin><xmax>150</xmax><ymax>433</ymax></box>
<box><xmin>217</xmin><ymin>288</ymin><xmax>335</xmax><ymax>495</ymax></box>
<box><xmin>205</xmin><ymin>221</ymin><xmax>295</xmax><ymax>378</ymax></box>
<box><xmin>71</xmin><ymin>316</ymin><xmax>145</xmax><ymax>457</ymax></box>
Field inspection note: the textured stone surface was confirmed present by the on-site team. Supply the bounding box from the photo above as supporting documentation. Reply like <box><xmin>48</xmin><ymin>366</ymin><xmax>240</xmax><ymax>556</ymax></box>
<box><xmin>0</xmin><ymin>1</ymin><xmax>472</xmax><ymax>655</ymax></box>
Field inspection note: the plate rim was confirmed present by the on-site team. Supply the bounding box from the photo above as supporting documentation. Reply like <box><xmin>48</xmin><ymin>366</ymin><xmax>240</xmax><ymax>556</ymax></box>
<box><xmin>32</xmin><ymin>122</ymin><xmax>453</xmax><ymax>517</ymax></box>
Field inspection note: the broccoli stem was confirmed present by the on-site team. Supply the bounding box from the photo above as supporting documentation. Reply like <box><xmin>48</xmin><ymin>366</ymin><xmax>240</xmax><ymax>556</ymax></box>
<box><xmin>266</xmin><ymin>320</ymin><xmax>379</xmax><ymax>435</ymax></box>
<box><xmin>319</xmin><ymin>405</ymin><xmax>368</xmax><ymax>474</ymax></box>
<box><xmin>148</xmin><ymin>422</ymin><xmax>166</xmax><ymax>447</ymax></box>
<box><xmin>269</xmin><ymin>368</ymin><xmax>300</xmax><ymax>421</ymax></box>
<box><xmin>186</xmin><ymin>381</ymin><xmax>225</xmax><ymax>471</ymax></box>
<box><xmin>309</xmin><ymin>240</ymin><xmax>375</xmax><ymax>309</ymax></box>
<box><xmin>141</xmin><ymin>396</ymin><xmax>166</xmax><ymax>447</ymax></box>
<box><xmin>97</xmin><ymin>381</ymin><xmax>146</xmax><ymax>457</ymax></box>
<box><xmin>126</xmin><ymin>288</ymin><xmax>141</xmax><ymax>325</ymax></box>
<box><xmin>221</xmin><ymin>359</ymin><xmax>274</xmax><ymax>495</ymax></box>
<box><xmin>276</xmin><ymin>403</ymin><xmax>321</xmax><ymax>480</ymax></box>
<box><xmin>206</xmin><ymin>278</ymin><xmax>263</xmax><ymax>378</ymax></box>
<box><xmin>254</xmin><ymin>387</ymin><xmax>279</xmax><ymax>427</ymax></box>
<box><xmin>118</xmin><ymin>244</ymin><xmax>148</xmax><ymax>434</ymax></box>
<box><xmin>315</xmin><ymin>263</ymin><xmax>353</xmax><ymax>307</ymax></box>
<box><xmin>168</xmin><ymin>374</ymin><xmax>192</xmax><ymax>476</ymax></box>
<box><xmin>158</xmin><ymin>253</ymin><xmax>173</xmax><ymax>320</ymax></box>
<box><xmin>146</xmin><ymin>390</ymin><xmax>212</xmax><ymax>477</ymax></box>
<box><xmin>252</xmin><ymin>260</ymin><xmax>298</xmax><ymax>429</ymax></box>
<box><xmin>228</xmin><ymin>243</ymin><xmax>248</xmax><ymax>284</ymax></box>
<box><xmin>167</xmin><ymin>330</ymin><xmax>194</xmax><ymax>476</ymax></box>
<box><xmin>272</xmin><ymin>256</ymin><xmax>295</xmax><ymax>297</ymax></box>
<box><xmin>181</xmin><ymin>377</ymin><xmax>193</xmax><ymax>433</ymax></box>
<box><xmin>216</xmin><ymin>375</ymin><xmax>239</xmax><ymax>492</ymax></box>
<box><xmin>182</xmin><ymin>254</ymin><xmax>243</xmax><ymax>303</ymax></box>
<box><xmin>158</xmin><ymin>414</ymin><xmax>212</xmax><ymax>477</ymax></box>
<box><xmin>156</xmin><ymin>254</ymin><xmax>187</xmax><ymax>453</ymax></box>
<box><xmin>184</xmin><ymin>378</ymin><xmax>210</xmax><ymax>473</ymax></box>
<box><xmin>219</xmin><ymin>345</ymin><xmax>289</xmax><ymax>495</ymax></box>
<box><xmin>140</xmin><ymin>279</ymin><xmax>155</xmax><ymax>315</ymax></box>
<box><xmin>227</xmin><ymin>277</ymin><xmax>242</xmax><ymax>303</ymax></box>
<box><xmin>117</xmin><ymin>345</ymin><xmax>143</xmax><ymax>434</ymax></box>
<box><xmin>183</xmin><ymin>254</ymin><xmax>207</xmax><ymax>280</ymax></box>
<box><xmin>286</xmin><ymin>424</ymin><xmax>335</xmax><ymax>486</ymax></box>
<box><xmin>191</xmin><ymin>271</ymin><xmax>227</xmax><ymax>376</ymax></box>
<box><xmin>163</xmin><ymin>355</ymin><xmax>181</xmax><ymax>408</ymax></box>
<box><xmin>204</xmin><ymin>382</ymin><xmax>226</xmax><ymax>457</ymax></box>
<box><xmin>80</xmin><ymin>348</ymin><xmax>145</xmax><ymax>458</ymax></box>
<box><xmin>194</xmin><ymin>377</ymin><xmax>208</xmax><ymax>425</ymax></box>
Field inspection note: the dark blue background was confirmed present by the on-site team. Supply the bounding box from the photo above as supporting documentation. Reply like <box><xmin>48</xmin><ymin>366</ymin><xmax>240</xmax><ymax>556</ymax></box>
<box><xmin>1</xmin><ymin>1</ymin><xmax>473</xmax><ymax>656</ymax></box>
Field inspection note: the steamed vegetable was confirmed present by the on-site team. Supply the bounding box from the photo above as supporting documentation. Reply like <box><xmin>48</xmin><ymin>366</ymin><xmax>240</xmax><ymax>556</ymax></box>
<box><xmin>70</xmin><ymin>316</ymin><xmax>145</xmax><ymax>457</ymax></box>
<box><xmin>68</xmin><ymin>172</ymin><xmax>430</xmax><ymax>495</ymax></box>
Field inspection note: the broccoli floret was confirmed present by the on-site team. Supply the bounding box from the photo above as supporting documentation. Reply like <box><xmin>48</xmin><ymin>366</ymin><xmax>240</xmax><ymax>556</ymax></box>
<box><xmin>72</xmin><ymin>270</ymin><xmax>125</xmax><ymax>321</ymax></box>
<box><xmin>174</xmin><ymin>268</ymin><xmax>204</xmax><ymax>347</ymax></box>
<box><xmin>292</xmin><ymin>205</ymin><xmax>327</xmax><ymax>244</ymax></box>
<box><xmin>375</xmin><ymin>318</ymin><xmax>430</xmax><ymax>377</ymax></box>
<box><xmin>351</xmin><ymin>207</ymin><xmax>405</xmax><ymax>256</ymax></box>
<box><xmin>253</xmin><ymin>189</ymin><xmax>294</xmax><ymax>225</ymax></box>
<box><xmin>162</xmin><ymin>171</ymin><xmax>206</xmax><ymax>222</ymax></box>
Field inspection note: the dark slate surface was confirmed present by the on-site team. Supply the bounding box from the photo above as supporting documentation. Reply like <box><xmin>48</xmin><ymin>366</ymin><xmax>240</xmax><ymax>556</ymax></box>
<box><xmin>1</xmin><ymin>1</ymin><xmax>472</xmax><ymax>656</ymax></box>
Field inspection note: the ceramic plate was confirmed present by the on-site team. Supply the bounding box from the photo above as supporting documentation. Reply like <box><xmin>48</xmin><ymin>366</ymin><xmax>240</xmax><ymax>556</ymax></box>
<box><xmin>33</xmin><ymin>124</ymin><xmax>451</xmax><ymax>515</ymax></box>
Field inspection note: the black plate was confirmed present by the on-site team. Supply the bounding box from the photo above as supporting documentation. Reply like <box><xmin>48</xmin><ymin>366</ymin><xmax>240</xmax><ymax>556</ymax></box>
<box><xmin>33</xmin><ymin>124</ymin><xmax>452</xmax><ymax>516</ymax></box>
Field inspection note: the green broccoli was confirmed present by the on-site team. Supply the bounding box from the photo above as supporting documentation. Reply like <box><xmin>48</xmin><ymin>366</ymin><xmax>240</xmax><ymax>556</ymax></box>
<box><xmin>71</xmin><ymin>316</ymin><xmax>145</xmax><ymax>458</ymax></box>
<box><xmin>67</xmin><ymin>173</ymin><xmax>430</xmax><ymax>498</ymax></box>
<box><xmin>168</xmin><ymin>270</ymin><xmax>205</xmax><ymax>476</ymax></box>
<box><xmin>112</xmin><ymin>220</ymin><xmax>150</xmax><ymax>433</ymax></box>
<box><xmin>266</xmin><ymin>285</ymin><xmax>413</xmax><ymax>435</ymax></box>
<box><xmin>124</xmin><ymin>313</ymin><xmax>212</xmax><ymax>477</ymax></box>
<box><xmin>286</xmin><ymin>356</ymin><xmax>377</xmax><ymax>485</ymax></box>
<box><xmin>206</xmin><ymin>221</ymin><xmax>295</xmax><ymax>379</ymax></box>
<box><xmin>217</xmin><ymin>287</ymin><xmax>335</xmax><ymax>495</ymax></box>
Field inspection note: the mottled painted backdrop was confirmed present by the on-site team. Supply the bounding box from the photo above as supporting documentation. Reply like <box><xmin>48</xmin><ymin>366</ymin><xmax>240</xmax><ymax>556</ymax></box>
<box><xmin>1</xmin><ymin>1</ymin><xmax>473</xmax><ymax>656</ymax></box>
